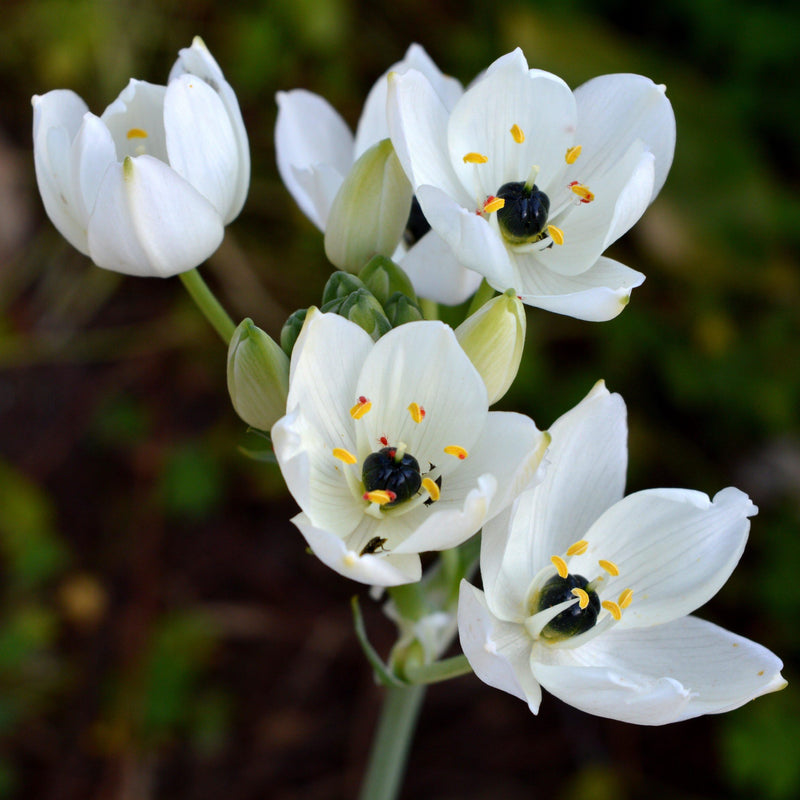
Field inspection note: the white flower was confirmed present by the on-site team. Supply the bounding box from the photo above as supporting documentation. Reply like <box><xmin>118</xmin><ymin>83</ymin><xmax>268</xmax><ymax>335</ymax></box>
<box><xmin>387</xmin><ymin>49</ymin><xmax>676</xmax><ymax>321</ymax></box>
<box><xmin>32</xmin><ymin>37</ymin><xmax>249</xmax><ymax>277</ymax></box>
<box><xmin>458</xmin><ymin>381</ymin><xmax>786</xmax><ymax>724</ymax></box>
<box><xmin>275</xmin><ymin>44</ymin><xmax>482</xmax><ymax>304</ymax></box>
<box><xmin>271</xmin><ymin>310</ymin><xmax>549</xmax><ymax>586</ymax></box>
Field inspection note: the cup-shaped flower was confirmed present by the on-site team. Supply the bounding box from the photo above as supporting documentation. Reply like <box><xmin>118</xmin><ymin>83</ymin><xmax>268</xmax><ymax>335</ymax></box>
<box><xmin>275</xmin><ymin>44</ymin><xmax>482</xmax><ymax>304</ymax></box>
<box><xmin>455</xmin><ymin>289</ymin><xmax>526</xmax><ymax>404</ymax></box>
<box><xmin>271</xmin><ymin>310</ymin><xmax>549</xmax><ymax>586</ymax></box>
<box><xmin>227</xmin><ymin>318</ymin><xmax>290</xmax><ymax>432</ymax></box>
<box><xmin>32</xmin><ymin>36</ymin><xmax>249</xmax><ymax>277</ymax></box>
<box><xmin>458</xmin><ymin>381</ymin><xmax>786</xmax><ymax>724</ymax></box>
<box><xmin>387</xmin><ymin>49</ymin><xmax>676</xmax><ymax>321</ymax></box>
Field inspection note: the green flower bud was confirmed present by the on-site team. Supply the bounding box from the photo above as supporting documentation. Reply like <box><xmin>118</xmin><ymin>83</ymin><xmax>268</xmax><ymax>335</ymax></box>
<box><xmin>339</xmin><ymin>288</ymin><xmax>392</xmax><ymax>341</ymax></box>
<box><xmin>227</xmin><ymin>318</ymin><xmax>290</xmax><ymax>431</ymax></box>
<box><xmin>321</xmin><ymin>271</ymin><xmax>368</xmax><ymax>306</ymax></box>
<box><xmin>280</xmin><ymin>308</ymin><xmax>308</xmax><ymax>355</ymax></box>
<box><xmin>358</xmin><ymin>255</ymin><xmax>417</xmax><ymax>307</ymax></box>
<box><xmin>324</xmin><ymin>138</ymin><xmax>413</xmax><ymax>273</ymax></box>
<box><xmin>384</xmin><ymin>291</ymin><xmax>424</xmax><ymax>327</ymax></box>
<box><xmin>455</xmin><ymin>289</ymin><xmax>526</xmax><ymax>404</ymax></box>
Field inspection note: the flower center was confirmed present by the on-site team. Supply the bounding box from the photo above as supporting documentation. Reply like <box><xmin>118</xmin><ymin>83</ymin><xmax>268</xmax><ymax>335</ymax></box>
<box><xmin>495</xmin><ymin>181</ymin><xmax>551</xmax><ymax>245</ymax></box>
<box><xmin>362</xmin><ymin>445</ymin><xmax>422</xmax><ymax>507</ymax></box>
<box><xmin>535</xmin><ymin>573</ymin><xmax>599</xmax><ymax>641</ymax></box>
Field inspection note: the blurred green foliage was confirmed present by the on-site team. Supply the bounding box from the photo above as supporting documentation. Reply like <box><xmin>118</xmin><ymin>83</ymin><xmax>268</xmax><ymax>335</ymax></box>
<box><xmin>0</xmin><ymin>0</ymin><xmax>798</xmax><ymax>798</ymax></box>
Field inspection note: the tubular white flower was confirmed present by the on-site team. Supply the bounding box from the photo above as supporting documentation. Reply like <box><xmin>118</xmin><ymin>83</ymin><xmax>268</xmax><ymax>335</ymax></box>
<box><xmin>275</xmin><ymin>44</ymin><xmax>482</xmax><ymax>304</ymax></box>
<box><xmin>387</xmin><ymin>49</ymin><xmax>676</xmax><ymax>321</ymax></box>
<box><xmin>32</xmin><ymin>36</ymin><xmax>249</xmax><ymax>278</ymax></box>
<box><xmin>271</xmin><ymin>311</ymin><xmax>549</xmax><ymax>586</ymax></box>
<box><xmin>458</xmin><ymin>381</ymin><xmax>786</xmax><ymax>724</ymax></box>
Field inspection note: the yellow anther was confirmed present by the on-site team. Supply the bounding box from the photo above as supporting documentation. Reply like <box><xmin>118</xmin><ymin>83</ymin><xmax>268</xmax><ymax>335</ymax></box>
<box><xmin>599</xmin><ymin>559</ymin><xmax>620</xmax><ymax>577</ymax></box>
<box><xmin>602</xmin><ymin>600</ymin><xmax>622</xmax><ymax>620</ymax></box>
<box><xmin>483</xmin><ymin>196</ymin><xmax>506</xmax><ymax>214</ymax></box>
<box><xmin>550</xmin><ymin>555</ymin><xmax>569</xmax><ymax>579</ymax></box>
<box><xmin>444</xmin><ymin>445</ymin><xmax>468</xmax><ymax>460</ymax></box>
<box><xmin>547</xmin><ymin>225</ymin><xmax>564</xmax><ymax>246</ymax></box>
<box><xmin>566</xmin><ymin>539</ymin><xmax>589</xmax><ymax>556</ymax></box>
<box><xmin>570</xmin><ymin>182</ymin><xmax>595</xmax><ymax>203</ymax></box>
<box><xmin>126</xmin><ymin>128</ymin><xmax>148</xmax><ymax>140</ymax></box>
<box><xmin>350</xmin><ymin>396</ymin><xmax>372</xmax><ymax>419</ymax></box>
<box><xmin>463</xmin><ymin>152</ymin><xmax>489</xmax><ymax>164</ymax></box>
<box><xmin>618</xmin><ymin>588</ymin><xmax>634</xmax><ymax>608</ymax></box>
<box><xmin>332</xmin><ymin>447</ymin><xmax>357</xmax><ymax>464</ymax></box>
<box><xmin>571</xmin><ymin>587</ymin><xmax>590</xmax><ymax>609</ymax></box>
<box><xmin>565</xmin><ymin>145</ymin><xmax>582</xmax><ymax>164</ymax></box>
<box><xmin>510</xmin><ymin>124</ymin><xmax>525</xmax><ymax>143</ymax></box>
<box><xmin>422</xmin><ymin>477</ymin><xmax>440</xmax><ymax>502</ymax></box>
<box><xmin>408</xmin><ymin>402</ymin><xmax>425</xmax><ymax>423</ymax></box>
<box><xmin>363</xmin><ymin>489</ymin><xmax>396</xmax><ymax>505</ymax></box>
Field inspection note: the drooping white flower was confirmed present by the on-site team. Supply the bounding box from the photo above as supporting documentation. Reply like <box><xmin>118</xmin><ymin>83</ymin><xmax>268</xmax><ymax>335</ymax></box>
<box><xmin>387</xmin><ymin>49</ymin><xmax>676</xmax><ymax>321</ymax></box>
<box><xmin>271</xmin><ymin>310</ymin><xmax>549</xmax><ymax>586</ymax></box>
<box><xmin>275</xmin><ymin>44</ymin><xmax>482</xmax><ymax>304</ymax></box>
<box><xmin>32</xmin><ymin>37</ymin><xmax>249</xmax><ymax>277</ymax></box>
<box><xmin>458</xmin><ymin>381</ymin><xmax>786</xmax><ymax>724</ymax></box>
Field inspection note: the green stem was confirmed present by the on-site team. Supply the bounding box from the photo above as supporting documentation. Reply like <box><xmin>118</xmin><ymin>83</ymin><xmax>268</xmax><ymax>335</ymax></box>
<box><xmin>178</xmin><ymin>268</ymin><xmax>236</xmax><ymax>344</ymax></box>
<box><xmin>358</xmin><ymin>684</ymin><xmax>426</xmax><ymax>800</ymax></box>
<box><xmin>404</xmin><ymin>654</ymin><xmax>472</xmax><ymax>685</ymax></box>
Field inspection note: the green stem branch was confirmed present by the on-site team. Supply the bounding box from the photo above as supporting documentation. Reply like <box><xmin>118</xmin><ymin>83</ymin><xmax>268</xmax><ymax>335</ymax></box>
<box><xmin>178</xmin><ymin>268</ymin><xmax>236</xmax><ymax>344</ymax></box>
<box><xmin>404</xmin><ymin>654</ymin><xmax>472</xmax><ymax>685</ymax></box>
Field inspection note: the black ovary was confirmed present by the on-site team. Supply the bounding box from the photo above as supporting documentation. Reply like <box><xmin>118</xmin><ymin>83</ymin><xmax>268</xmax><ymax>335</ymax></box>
<box><xmin>403</xmin><ymin>196</ymin><xmax>431</xmax><ymax>247</ymax></box>
<box><xmin>362</xmin><ymin>447</ymin><xmax>422</xmax><ymax>507</ymax></box>
<box><xmin>495</xmin><ymin>181</ymin><xmax>550</xmax><ymax>243</ymax></box>
<box><xmin>537</xmin><ymin>573</ymin><xmax>599</xmax><ymax>639</ymax></box>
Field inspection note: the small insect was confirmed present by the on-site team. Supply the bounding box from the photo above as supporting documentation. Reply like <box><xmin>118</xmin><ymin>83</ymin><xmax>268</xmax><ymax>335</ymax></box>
<box><xmin>360</xmin><ymin>536</ymin><xmax>388</xmax><ymax>556</ymax></box>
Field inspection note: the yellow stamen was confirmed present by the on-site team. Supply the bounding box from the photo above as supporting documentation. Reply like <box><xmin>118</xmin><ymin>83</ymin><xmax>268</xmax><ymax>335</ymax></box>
<box><xmin>618</xmin><ymin>588</ymin><xmax>634</xmax><ymax>609</ymax></box>
<box><xmin>598</xmin><ymin>559</ymin><xmax>620</xmax><ymax>577</ymax></box>
<box><xmin>126</xmin><ymin>127</ymin><xmax>148</xmax><ymax>139</ymax></box>
<box><xmin>565</xmin><ymin>145</ymin><xmax>582</xmax><ymax>164</ymax></box>
<box><xmin>547</xmin><ymin>225</ymin><xmax>564</xmax><ymax>246</ymax></box>
<box><xmin>571</xmin><ymin>587</ymin><xmax>590</xmax><ymax>609</ymax></box>
<box><xmin>463</xmin><ymin>152</ymin><xmax>489</xmax><ymax>164</ymax></box>
<box><xmin>444</xmin><ymin>445</ymin><xmax>468</xmax><ymax>460</ymax></box>
<box><xmin>510</xmin><ymin>124</ymin><xmax>525</xmax><ymax>143</ymax></box>
<box><xmin>408</xmin><ymin>402</ymin><xmax>425</xmax><ymax>423</ymax></box>
<box><xmin>422</xmin><ymin>477</ymin><xmax>440</xmax><ymax>502</ymax></box>
<box><xmin>483</xmin><ymin>196</ymin><xmax>505</xmax><ymax>214</ymax></box>
<box><xmin>363</xmin><ymin>489</ymin><xmax>396</xmax><ymax>505</ymax></box>
<box><xmin>332</xmin><ymin>447</ymin><xmax>357</xmax><ymax>464</ymax></box>
<box><xmin>551</xmin><ymin>555</ymin><xmax>569</xmax><ymax>579</ymax></box>
<box><xmin>566</xmin><ymin>539</ymin><xmax>589</xmax><ymax>556</ymax></box>
<box><xmin>602</xmin><ymin>600</ymin><xmax>622</xmax><ymax>620</ymax></box>
<box><xmin>570</xmin><ymin>183</ymin><xmax>595</xmax><ymax>203</ymax></box>
<box><xmin>350</xmin><ymin>397</ymin><xmax>372</xmax><ymax>419</ymax></box>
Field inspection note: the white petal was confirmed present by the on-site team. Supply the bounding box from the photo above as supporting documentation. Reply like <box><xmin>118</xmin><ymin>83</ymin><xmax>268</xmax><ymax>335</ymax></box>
<box><xmin>86</xmin><ymin>155</ymin><xmax>223</xmax><ymax>277</ymax></box>
<box><xmin>101</xmin><ymin>79</ymin><xmax>168</xmax><ymax>162</ymax></box>
<box><xmin>534</xmin><ymin>616</ymin><xmax>785</xmax><ymax>724</ymax></box>
<box><xmin>569</xmin><ymin>487</ymin><xmax>756</xmax><ymax>628</ymax></box>
<box><xmin>416</xmin><ymin>185</ymin><xmax>514</xmax><ymax>290</ymax></box>
<box><xmin>169</xmin><ymin>37</ymin><xmax>250</xmax><ymax>218</ymax></box>
<box><xmin>285</xmin><ymin>311</ymin><xmax>374</xmax><ymax>451</ymax></box>
<box><xmin>275</xmin><ymin>89</ymin><xmax>354</xmax><ymax>229</ymax></box>
<box><xmin>292</xmin><ymin>512</ymin><xmax>422</xmax><ymax>586</ymax></box>
<box><xmin>458</xmin><ymin>581</ymin><xmax>542</xmax><ymax>712</ymax></box>
<box><xmin>511</xmin><ymin>255</ymin><xmax>645</xmax><ymax>321</ymax></box>
<box><xmin>71</xmin><ymin>113</ymin><xmax>117</xmax><ymax>223</ymax></box>
<box><xmin>448</xmin><ymin>54</ymin><xmax>576</xmax><ymax>200</ymax></box>
<box><xmin>355</xmin><ymin>321</ymin><xmax>487</xmax><ymax>467</ymax></box>
<box><xmin>387</xmin><ymin>69</ymin><xmax>467</xmax><ymax>202</ymax></box>
<box><xmin>32</xmin><ymin>90</ymin><xmax>92</xmax><ymax>253</ymax></box>
<box><xmin>164</xmin><ymin>74</ymin><xmax>239</xmax><ymax>220</ymax></box>
<box><xmin>574</xmin><ymin>73</ymin><xmax>676</xmax><ymax>201</ymax></box>
<box><xmin>397</xmin><ymin>230</ymin><xmax>483</xmax><ymax>305</ymax></box>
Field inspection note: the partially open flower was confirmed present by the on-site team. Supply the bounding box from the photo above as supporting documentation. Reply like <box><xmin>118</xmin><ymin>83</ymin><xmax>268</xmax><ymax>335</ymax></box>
<box><xmin>32</xmin><ymin>37</ymin><xmax>249</xmax><ymax>277</ymax></box>
<box><xmin>458</xmin><ymin>381</ymin><xmax>786</xmax><ymax>724</ymax></box>
<box><xmin>271</xmin><ymin>310</ymin><xmax>549</xmax><ymax>586</ymax></box>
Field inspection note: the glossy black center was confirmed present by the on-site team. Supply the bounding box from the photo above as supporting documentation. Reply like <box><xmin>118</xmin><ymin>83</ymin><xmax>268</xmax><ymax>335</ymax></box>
<box><xmin>403</xmin><ymin>196</ymin><xmax>431</xmax><ymax>247</ymax></box>
<box><xmin>362</xmin><ymin>446</ymin><xmax>422</xmax><ymax>507</ymax></box>
<box><xmin>536</xmin><ymin>573</ymin><xmax>599</xmax><ymax>641</ymax></box>
<box><xmin>495</xmin><ymin>181</ymin><xmax>550</xmax><ymax>244</ymax></box>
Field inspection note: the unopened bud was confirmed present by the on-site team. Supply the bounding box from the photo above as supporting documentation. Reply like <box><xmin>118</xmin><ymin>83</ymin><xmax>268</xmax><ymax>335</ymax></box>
<box><xmin>384</xmin><ymin>292</ymin><xmax>423</xmax><ymax>326</ymax></box>
<box><xmin>455</xmin><ymin>289</ymin><xmax>526</xmax><ymax>404</ymax></box>
<box><xmin>339</xmin><ymin>289</ymin><xmax>392</xmax><ymax>341</ymax></box>
<box><xmin>280</xmin><ymin>308</ymin><xmax>308</xmax><ymax>355</ymax></box>
<box><xmin>321</xmin><ymin>271</ymin><xmax>368</xmax><ymax>306</ymax></box>
<box><xmin>359</xmin><ymin>255</ymin><xmax>416</xmax><ymax>307</ymax></box>
<box><xmin>228</xmin><ymin>318</ymin><xmax>290</xmax><ymax>431</ymax></box>
<box><xmin>324</xmin><ymin>139</ymin><xmax>413</xmax><ymax>273</ymax></box>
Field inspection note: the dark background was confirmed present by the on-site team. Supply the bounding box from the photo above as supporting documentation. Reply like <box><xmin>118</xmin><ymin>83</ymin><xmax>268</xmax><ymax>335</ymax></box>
<box><xmin>1</xmin><ymin>0</ymin><xmax>799</xmax><ymax>797</ymax></box>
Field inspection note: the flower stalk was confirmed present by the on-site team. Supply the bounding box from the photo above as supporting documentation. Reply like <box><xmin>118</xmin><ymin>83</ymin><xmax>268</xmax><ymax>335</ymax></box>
<box><xmin>179</xmin><ymin>268</ymin><xmax>236</xmax><ymax>343</ymax></box>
